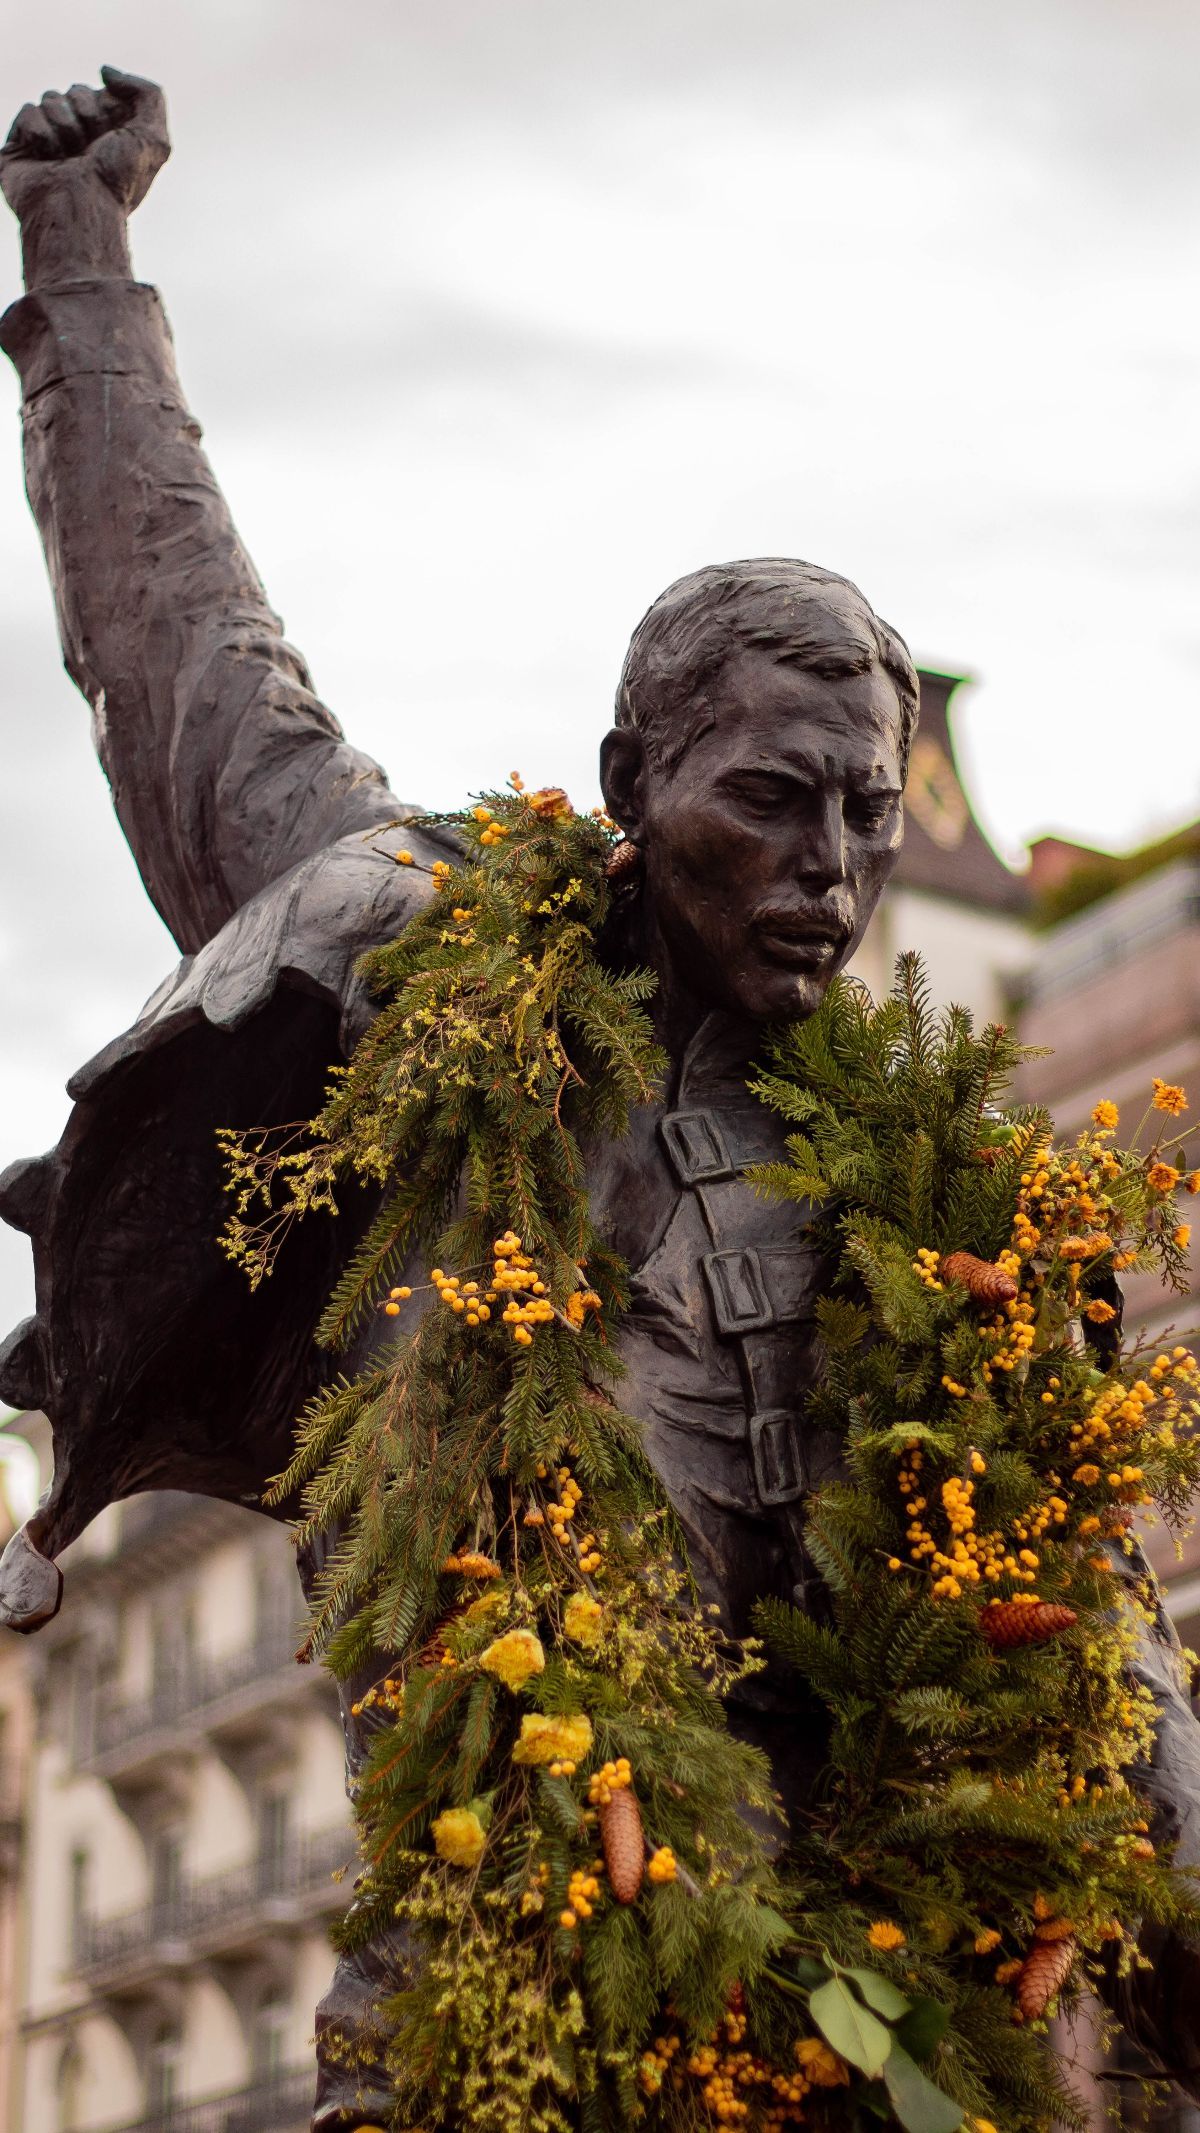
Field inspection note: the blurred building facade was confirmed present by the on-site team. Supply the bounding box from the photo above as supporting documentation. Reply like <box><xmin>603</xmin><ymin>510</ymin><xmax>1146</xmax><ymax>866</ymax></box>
<box><xmin>849</xmin><ymin>669</ymin><xmax>1031</xmax><ymax>1021</ymax></box>
<box><xmin>1017</xmin><ymin>833</ymin><xmax>1200</xmax><ymax>2132</ymax></box>
<box><xmin>6</xmin><ymin>1414</ymin><xmax>351</xmax><ymax>2133</ymax></box>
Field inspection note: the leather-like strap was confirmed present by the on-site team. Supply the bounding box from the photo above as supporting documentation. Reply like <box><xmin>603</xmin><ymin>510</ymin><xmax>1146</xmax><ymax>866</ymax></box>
<box><xmin>657</xmin><ymin>1103</ymin><xmax>813</xmax><ymax>1507</ymax></box>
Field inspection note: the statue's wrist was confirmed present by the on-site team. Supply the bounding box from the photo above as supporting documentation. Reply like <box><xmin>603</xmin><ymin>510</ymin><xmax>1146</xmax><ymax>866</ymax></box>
<box><xmin>21</xmin><ymin>170</ymin><xmax>132</xmax><ymax>291</ymax></box>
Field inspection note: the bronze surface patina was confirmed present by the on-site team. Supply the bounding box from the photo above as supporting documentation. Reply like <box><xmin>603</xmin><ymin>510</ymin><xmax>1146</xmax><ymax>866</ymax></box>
<box><xmin>2</xmin><ymin>69</ymin><xmax>1199</xmax><ymax>2128</ymax></box>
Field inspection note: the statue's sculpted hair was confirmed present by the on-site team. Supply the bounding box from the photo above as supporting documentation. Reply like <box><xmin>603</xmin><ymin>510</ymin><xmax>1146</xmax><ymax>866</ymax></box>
<box><xmin>615</xmin><ymin>558</ymin><xmax>919</xmax><ymax>777</ymax></box>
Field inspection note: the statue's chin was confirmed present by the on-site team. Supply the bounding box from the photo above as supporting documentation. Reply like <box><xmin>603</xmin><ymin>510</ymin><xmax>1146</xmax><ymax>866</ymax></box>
<box><xmin>730</xmin><ymin>960</ymin><xmax>838</xmax><ymax>1027</ymax></box>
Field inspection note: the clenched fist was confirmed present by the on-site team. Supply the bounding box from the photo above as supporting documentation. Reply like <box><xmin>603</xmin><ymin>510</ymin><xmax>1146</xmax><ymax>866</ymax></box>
<box><xmin>0</xmin><ymin>67</ymin><xmax>169</xmax><ymax>291</ymax></box>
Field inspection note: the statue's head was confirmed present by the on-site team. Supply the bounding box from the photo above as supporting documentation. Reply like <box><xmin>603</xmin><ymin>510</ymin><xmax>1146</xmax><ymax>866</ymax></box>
<box><xmin>600</xmin><ymin>558</ymin><xmax>918</xmax><ymax>1025</ymax></box>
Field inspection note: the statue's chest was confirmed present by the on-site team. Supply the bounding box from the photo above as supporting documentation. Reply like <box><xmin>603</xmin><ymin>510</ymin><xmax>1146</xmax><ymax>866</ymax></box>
<box><xmin>585</xmin><ymin>1033</ymin><xmax>840</xmax><ymax>1580</ymax></box>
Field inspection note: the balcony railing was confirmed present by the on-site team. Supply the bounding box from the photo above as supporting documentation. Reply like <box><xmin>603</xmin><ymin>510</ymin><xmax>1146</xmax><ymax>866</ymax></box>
<box><xmin>76</xmin><ymin>1824</ymin><xmax>353</xmax><ymax>1978</ymax></box>
<box><xmin>91</xmin><ymin>1620</ymin><xmax>305</xmax><ymax>1760</ymax></box>
<box><xmin>96</xmin><ymin>2064</ymin><xmax>314</xmax><ymax>2133</ymax></box>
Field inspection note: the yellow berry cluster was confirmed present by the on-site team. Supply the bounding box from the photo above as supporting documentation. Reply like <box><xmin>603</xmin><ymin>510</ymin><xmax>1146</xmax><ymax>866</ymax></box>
<box><xmin>430</xmin><ymin>1265</ymin><xmax>493</xmax><ymax>1328</ymax></box>
<box><xmin>913</xmin><ymin>1246</ymin><xmax>943</xmax><ymax>1291</ymax></box>
<box><xmin>637</xmin><ymin>2031</ymin><xmax>681</xmax><ymax>2097</ymax></box>
<box><xmin>1068</xmin><ymin>1357</ymin><xmax>1196</xmax><ymax>1497</ymax></box>
<box><xmin>981</xmin><ymin>1289</ymin><xmax>1037</xmax><ymax>1378</ymax></box>
<box><xmin>382</xmin><ymin>1283</ymin><xmax>412</xmax><ymax>1317</ymax></box>
<box><xmin>560</xmin><ymin>1862</ymin><xmax>602</xmax><ymax>1928</ymax></box>
<box><xmin>470</xmin><ymin>802</ymin><xmax>513</xmax><ymax>849</ymax></box>
<box><xmin>891</xmin><ymin>1445</ymin><xmax>1071</xmax><ymax>1599</ymax></box>
<box><xmin>539</xmin><ymin>1464</ymin><xmax>603</xmax><ymax>1573</ymax></box>
<box><xmin>638</xmin><ymin>2000</ymin><xmax>842</xmax><ymax>2129</ymax></box>
<box><xmin>350</xmin><ymin>1675</ymin><xmax>404</xmax><ymax>1719</ymax></box>
<box><xmin>647</xmin><ymin>1845</ymin><xmax>677</xmax><ymax>1883</ymax></box>
<box><xmin>587</xmin><ymin>1757</ymin><xmax>632</xmax><ymax>1807</ymax></box>
<box><xmin>492</xmin><ymin>1231</ymin><xmax>554</xmax><ymax>1345</ymax></box>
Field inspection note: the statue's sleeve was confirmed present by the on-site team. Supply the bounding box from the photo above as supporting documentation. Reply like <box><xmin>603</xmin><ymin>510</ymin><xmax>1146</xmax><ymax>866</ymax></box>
<box><xmin>1099</xmin><ymin>1539</ymin><xmax>1200</xmax><ymax>2099</ymax></box>
<box><xmin>0</xmin><ymin>278</ymin><xmax>402</xmax><ymax>954</ymax></box>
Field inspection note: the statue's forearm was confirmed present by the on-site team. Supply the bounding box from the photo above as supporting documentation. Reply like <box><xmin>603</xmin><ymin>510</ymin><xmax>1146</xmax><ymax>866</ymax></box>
<box><xmin>3</xmin><ymin>268</ymin><xmax>397</xmax><ymax>953</ymax></box>
<box><xmin>17</xmin><ymin>167</ymin><xmax>132</xmax><ymax>289</ymax></box>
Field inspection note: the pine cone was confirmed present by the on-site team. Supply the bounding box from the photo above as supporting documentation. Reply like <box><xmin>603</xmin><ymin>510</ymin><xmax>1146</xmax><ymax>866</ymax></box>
<box><xmin>979</xmin><ymin>1601</ymin><xmax>1077</xmax><ymax>1650</ymax></box>
<box><xmin>599</xmin><ymin>1787</ymin><xmax>645</xmax><ymax>1904</ymax></box>
<box><xmin>1015</xmin><ymin>1932</ymin><xmax>1077</xmax><ymax>2020</ymax></box>
<box><xmin>603</xmin><ymin>839</ymin><xmax>642</xmax><ymax>887</ymax></box>
<box><xmin>942</xmin><ymin>1251</ymin><xmax>1019</xmax><ymax>1306</ymax></box>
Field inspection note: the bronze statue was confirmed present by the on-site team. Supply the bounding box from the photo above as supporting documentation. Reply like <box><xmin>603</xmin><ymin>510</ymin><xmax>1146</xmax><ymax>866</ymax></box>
<box><xmin>1</xmin><ymin>70</ymin><xmax>1198</xmax><ymax>2129</ymax></box>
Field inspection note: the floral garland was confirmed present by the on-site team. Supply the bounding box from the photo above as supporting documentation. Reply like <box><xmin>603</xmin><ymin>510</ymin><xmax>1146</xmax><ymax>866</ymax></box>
<box><xmin>221</xmin><ymin>784</ymin><xmax>1200</xmax><ymax>2133</ymax></box>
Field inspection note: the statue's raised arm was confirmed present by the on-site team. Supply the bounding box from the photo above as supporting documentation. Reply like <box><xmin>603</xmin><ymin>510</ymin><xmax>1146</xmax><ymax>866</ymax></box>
<box><xmin>0</xmin><ymin>69</ymin><xmax>399</xmax><ymax>952</ymax></box>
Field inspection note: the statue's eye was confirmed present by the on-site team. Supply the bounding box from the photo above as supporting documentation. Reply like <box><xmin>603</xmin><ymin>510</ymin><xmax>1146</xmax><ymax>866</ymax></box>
<box><xmin>847</xmin><ymin>793</ymin><xmax>896</xmax><ymax>832</ymax></box>
<box><xmin>727</xmin><ymin>775</ymin><xmax>795</xmax><ymax>816</ymax></box>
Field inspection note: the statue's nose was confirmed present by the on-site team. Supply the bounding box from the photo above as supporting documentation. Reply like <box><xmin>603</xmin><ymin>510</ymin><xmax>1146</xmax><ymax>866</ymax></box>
<box><xmin>794</xmin><ymin>794</ymin><xmax>847</xmax><ymax>888</ymax></box>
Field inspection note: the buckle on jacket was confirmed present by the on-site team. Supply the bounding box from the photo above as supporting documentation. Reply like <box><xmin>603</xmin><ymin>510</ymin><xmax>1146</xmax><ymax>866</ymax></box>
<box><xmin>703</xmin><ymin>1247</ymin><xmax>772</xmax><ymax>1335</ymax></box>
<box><xmin>660</xmin><ymin>1109</ymin><xmax>735</xmax><ymax>1185</ymax></box>
<box><xmin>749</xmin><ymin>1409</ymin><xmax>804</xmax><ymax>1506</ymax></box>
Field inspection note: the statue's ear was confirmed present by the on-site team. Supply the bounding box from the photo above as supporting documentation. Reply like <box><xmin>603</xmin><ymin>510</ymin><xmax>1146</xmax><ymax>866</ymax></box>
<box><xmin>599</xmin><ymin>726</ymin><xmax>647</xmax><ymax>843</ymax></box>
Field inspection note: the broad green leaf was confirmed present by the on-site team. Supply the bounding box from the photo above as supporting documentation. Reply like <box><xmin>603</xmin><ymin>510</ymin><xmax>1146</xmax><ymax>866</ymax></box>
<box><xmin>840</xmin><ymin>1965</ymin><xmax>912</xmax><ymax>2020</ymax></box>
<box><xmin>809</xmin><ymin>1978</ymin><xmax>893</xmax><ymax>2078</ymax></box>
<box><xmin>894</xmin><ymin>1996</ymin><xmax>952</xmax><ymax>2063</ymax></box>
<box><xmin>770</xmin><ymin>1952</ymin><xmax>830</xmax><ymax>1992</ymax></box>
<box><xmin>790</xmin><ymin>1953</ymin><xmax>831</xmax><ymax>1988</ymax></box>
<box><xmin>881</xmin><ymin>2043</ymin><xmax>964</xmax><ymax>2133</ymax></box>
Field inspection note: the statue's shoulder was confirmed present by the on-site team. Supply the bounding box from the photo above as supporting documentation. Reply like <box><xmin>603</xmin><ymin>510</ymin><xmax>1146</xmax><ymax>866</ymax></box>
<box><xmin>108</xmin><ymin>817</ymin><xmax>458</xmax><ymax>1071</ymax></box>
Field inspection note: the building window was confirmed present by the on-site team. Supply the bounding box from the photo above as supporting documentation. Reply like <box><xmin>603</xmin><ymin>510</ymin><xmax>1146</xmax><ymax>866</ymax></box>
<box><xmin>68</xmin><ymin>1848</ymin><xmax>90</xmax><ymax>1962</ymax></box>
<box><xmin>256</xmin><ymin>1791</ymin><xmax>290</xmax><ymax>1892</ymax></box>
<box><xmin>146</xmin><ymin>2022</ymin><xmax>182</xmax><ymax>2117</ymax></box>
<box><xmin>252</xmin><ymin>1995</ymin><xmax>291</xmax><ymax>2082</ymax></box>
<box><xmin>150</xmin><ymin>1827</ymin><xmax>184</xmax><ymax>1931</ymax></box>
<box><xmin>56</xmin><ymin>2038</ymin><xmax>82</xmax><ymax>2133</ymax></box>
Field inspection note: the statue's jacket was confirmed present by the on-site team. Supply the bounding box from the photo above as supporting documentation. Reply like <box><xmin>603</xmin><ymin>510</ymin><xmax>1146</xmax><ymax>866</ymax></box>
<box><xmin>1</xmin><ymin>276</ymin><xmax>1199</xmax><ymax>2095</ymax></box>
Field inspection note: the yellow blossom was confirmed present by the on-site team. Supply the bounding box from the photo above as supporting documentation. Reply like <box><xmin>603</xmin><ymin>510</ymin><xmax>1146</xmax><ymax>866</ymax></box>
<box><xmin>432</xmin><ymin>1807</ymin><xmax>486</xmax><ymax>1867</ymax></box>
<box><xmin>1152</xmin><ymin>1078</ymin><xmax>1188</xmax><ymax>1117</ymax></box>
<box><xmin>1174</xmin><ymin>1224</ymin><xmax>1192</xmax><ymax>1249</ymax></box>
<box><xmin>513</xmin><ymin>1711</ymin><xmax>594</xmax><ymax>1766</ymax></box>
<box><xmin>974</xmin><ymin>1928</ymin><xmax>1002</xmax><ymax>1954</ymax></box>
<box><xmin>1092</xmin><ymin>1100</ymin><xmax>1119</xmax><ymax>1131</ymax></box>
<box><xmin>442</xmin><ymin>1550</ymin><xmax>502</xmax><ymax>1580</ymax></box>
<box><xmin>1148</xmin><ymin>1161</ymin><xmax>1181</xmax><ymax>1194</ymax></box>
<box><xmin>794</xmin><ymin>2037</ymin><xmax>850</xmax><ymax>2087</ymax></box>
<box><xmin>527</xmin><ymin>786</ymin><xmax>573</xmax><ymax>820</ymax></box>
<box><xmin>866</xmin><ymin>1919</ymin><xmax>906</xmax><ymax>1951</ymax></box>
<box><xmin>563</xmin><ymin>1592</ymin><xmax>604</xmax><ymax>1647</ymax></box>
<box><xmin>1085</xmin><ymin>1298</ymin><xmax>1116</xmax><ymax>1323</ymax></box>
<box><xmin>480</xmin><ymin>1628</ymin><xmax>545</xmax><ymax>1690</ymax></box>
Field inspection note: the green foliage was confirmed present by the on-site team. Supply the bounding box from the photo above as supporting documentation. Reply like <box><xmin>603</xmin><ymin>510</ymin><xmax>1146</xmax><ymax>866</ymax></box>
<box><xmin>748</xmin><ymin>954</ymin><xmax>1200</xmax><ymax>2132</ymax></box>
<box><xmin>220</xmin><ymin>794</ymin><xmax>1200</xmax><ymax>2133</ymax></box>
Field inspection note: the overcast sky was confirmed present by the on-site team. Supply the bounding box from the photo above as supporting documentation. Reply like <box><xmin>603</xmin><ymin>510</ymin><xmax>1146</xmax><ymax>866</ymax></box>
<box><xmin>0</xmin><ymin>0</ymin><xmax>1198</xmax><ymax>1347</ymax></box>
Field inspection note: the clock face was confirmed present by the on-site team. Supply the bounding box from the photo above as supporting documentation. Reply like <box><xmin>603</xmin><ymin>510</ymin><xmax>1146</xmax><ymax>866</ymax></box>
<box><xmin>905</xmin><ymin>734</ymin><xmax>970</xmax><ymax>851</ymax></box>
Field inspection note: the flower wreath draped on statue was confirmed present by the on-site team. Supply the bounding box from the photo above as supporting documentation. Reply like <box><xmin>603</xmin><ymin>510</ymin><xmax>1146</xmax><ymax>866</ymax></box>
<box><xmin>220</xmin><ymin>780</ymin><xmax>1200</xmax><ymax>2133</ymax></box>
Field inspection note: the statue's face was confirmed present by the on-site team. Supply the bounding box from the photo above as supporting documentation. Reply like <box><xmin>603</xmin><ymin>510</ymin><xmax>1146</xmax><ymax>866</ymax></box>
<box><xmin>604</xmin><ymin>649</ymin><xmax>905</xmax><ymax>1024</ymax></box>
